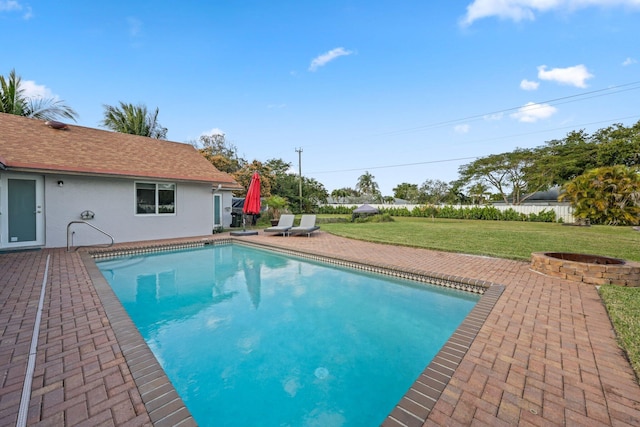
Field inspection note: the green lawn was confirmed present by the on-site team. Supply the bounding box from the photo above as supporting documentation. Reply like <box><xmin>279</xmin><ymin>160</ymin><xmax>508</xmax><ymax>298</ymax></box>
<box><xmin>599</xmin><ymin>285</ymin><xmax>640</xmax><ymax>380</ymax></box>
<box><xmin>318</xmin><ymin>216</ymin><xmax>640</xmax><ymax>262</ymax></box>
<box><xmin>317</xmin><ymin>215</ymin><xmax>640</xmax><ymax>380</ymax></box>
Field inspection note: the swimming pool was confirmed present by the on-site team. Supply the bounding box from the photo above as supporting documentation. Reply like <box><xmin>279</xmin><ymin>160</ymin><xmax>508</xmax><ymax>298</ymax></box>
<box><xmin>97</xmin><ymin>244</ymin><xmax>480</xmax><ymax>426</ymax></box>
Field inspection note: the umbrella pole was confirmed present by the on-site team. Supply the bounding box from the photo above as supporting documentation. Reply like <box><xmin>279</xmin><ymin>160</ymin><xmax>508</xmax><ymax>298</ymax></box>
<box><xmin>242</xmin><ymin>214</ymin><xmax>246</xmax><ymax>231</ymax></box>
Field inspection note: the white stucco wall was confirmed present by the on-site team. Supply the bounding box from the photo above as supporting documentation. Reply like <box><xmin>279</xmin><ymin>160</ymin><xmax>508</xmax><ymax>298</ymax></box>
<box><xmin>43</xmin><ymin>174</ymin><xmax>224</xmax><ymax>248</ymax></box>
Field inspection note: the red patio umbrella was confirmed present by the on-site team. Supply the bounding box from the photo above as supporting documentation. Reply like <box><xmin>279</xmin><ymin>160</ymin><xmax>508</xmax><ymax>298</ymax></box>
<box><xmin>242</xmin><ymin>172</ymin><xmax>261</xmax><ymax>229</ymax></box>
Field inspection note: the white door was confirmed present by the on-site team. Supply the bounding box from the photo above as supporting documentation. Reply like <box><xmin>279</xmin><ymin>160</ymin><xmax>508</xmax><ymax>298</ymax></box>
<box><xmin>0</xmin><ymin>174</ymin><xmax>45</xmax><ymax>248</ymax></box>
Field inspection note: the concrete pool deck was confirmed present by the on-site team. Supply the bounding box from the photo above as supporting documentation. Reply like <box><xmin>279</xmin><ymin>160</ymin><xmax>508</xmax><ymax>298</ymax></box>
<box><xmin>1</xmin><ymin>231</ymin><xmax>639</xmax><ymax>426</ymax></box>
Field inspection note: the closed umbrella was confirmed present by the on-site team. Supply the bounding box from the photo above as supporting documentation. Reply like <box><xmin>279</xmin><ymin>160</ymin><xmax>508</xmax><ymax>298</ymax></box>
<box><xmin>242</xmin><ymin>172</ymin><xmax>261</xmax><ymax>230</ymax></box>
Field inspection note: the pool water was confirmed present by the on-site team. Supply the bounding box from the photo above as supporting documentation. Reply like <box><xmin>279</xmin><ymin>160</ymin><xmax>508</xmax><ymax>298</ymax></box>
<box><xmin>97</xmin><ymin>244</ymin><xmax>479</xmax><ymax>426</ymax></box>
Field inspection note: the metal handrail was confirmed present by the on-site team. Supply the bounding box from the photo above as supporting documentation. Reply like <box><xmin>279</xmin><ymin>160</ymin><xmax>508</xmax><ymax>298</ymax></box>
<box><xmin>66</xmin><ymin>221</ymin><xmax>115</xmax><ymax>251</ymax></box>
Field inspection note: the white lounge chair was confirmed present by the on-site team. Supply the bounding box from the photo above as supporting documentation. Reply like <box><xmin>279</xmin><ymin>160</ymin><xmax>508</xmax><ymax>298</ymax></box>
<box><xmin>289</xmin><ymin>214</ymin><xmax>320</xmax><ymax>237</ymax></box>
<box><xmin>263</xmin><ymin>214</ymin><xmax>295</xmax><ymax>236</ymax></box>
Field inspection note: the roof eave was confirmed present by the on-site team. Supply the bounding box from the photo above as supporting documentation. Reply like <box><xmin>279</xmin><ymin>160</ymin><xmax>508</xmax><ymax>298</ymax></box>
<box><xmin>3</xmin><ymin>164</ymin><xmax>232</xmax><ymax>185</ymax></box>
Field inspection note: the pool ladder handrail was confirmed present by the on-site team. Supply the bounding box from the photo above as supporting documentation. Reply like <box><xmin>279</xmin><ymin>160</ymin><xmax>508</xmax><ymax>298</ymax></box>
<box><xmin>66</xmin><ymin>220</ymin><xmax>115</xmax><ymax>252</ymax></box>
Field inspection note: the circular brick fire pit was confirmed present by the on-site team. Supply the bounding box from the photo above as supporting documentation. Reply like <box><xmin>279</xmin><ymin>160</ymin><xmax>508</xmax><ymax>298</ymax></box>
<box><xmin>531</xmin><ymin>252</ymin><xmax>640</xmax><ymax>286</ymax></box>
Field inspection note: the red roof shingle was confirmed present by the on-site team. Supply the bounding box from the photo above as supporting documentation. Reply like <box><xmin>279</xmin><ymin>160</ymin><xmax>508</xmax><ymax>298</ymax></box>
<box><xmin>0</xmin><ymin>113</ymin><xmax>242</xmax><ymax>188</ymax></box>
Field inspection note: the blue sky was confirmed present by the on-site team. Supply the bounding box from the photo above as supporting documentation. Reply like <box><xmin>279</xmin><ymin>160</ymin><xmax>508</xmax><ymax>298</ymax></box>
<box><xmin>3</xmin><ymin>0</ymin><xmax>640</xmax><ymax>195</ymax></box>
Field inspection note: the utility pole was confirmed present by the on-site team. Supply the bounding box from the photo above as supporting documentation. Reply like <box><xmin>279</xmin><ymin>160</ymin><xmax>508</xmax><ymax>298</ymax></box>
<box><xmin>296</xmin><ymin>148</ymin><xmax>303</xmax><ymax>212</ymax></box>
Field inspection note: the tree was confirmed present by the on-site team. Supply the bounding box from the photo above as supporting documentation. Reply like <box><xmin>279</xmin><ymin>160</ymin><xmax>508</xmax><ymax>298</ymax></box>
<box><xmin>533</xmin><ymin>122</ymin><xmax>640</xmax><ymax>186</ymax></box>
<box><xmin>559</xmin><ymin>165</ymin><xmax>640</xmax><ymax>225</ymax></box>
<box><xmin>101</xmin><ymin>102</ymin><xmax>167</xmax><ymax>139</ymax></box>
<box><xmin>299</xmin><ymin>177</ymin><xmax>329</xmax><ymax>212</ymax></box>
<box><xmin>0</xmin><ymin>69</ymin><xmax>77</xmax><ymax>121</ymax></box>
<box><xmin>239</xmin><ymin>157</ymin><xmax>328</xmax><ymax>212</ymax></box>
<box><xmin>419</xmin><ymin>179</ymin><xmax>451</xmax><ymax>205</ymax></box>
<box><xmin>535</xmin><ymin>129</ymin><xmax>599</xmax><ymax>186</ymax></box>
<box><xmin>195</xmin><ymin>132</ymin><xmax>247</xmax><ymax>173</ymax></box>
<box><xmin>356</xmin><ymin>171</ymin><xmax>381</xmax><ymax>202</ymax></box>
<box><xmin>264</xmin><ymin>158</ymin><xmax>292</xmax><ymax>177</ymax></box>
<box><xmin>233</xmin><ymin>160</ymin><xmax>274</xmax><ymax>198</ymax></box>
<box><xmin>446</xmin><ymin>180</ymin><xmax>471</xmax><ymax>204</ymax></box>
<box><xmin>382</xmin><ymin>196</ymin><xmax>395</xmax><ymax>204</ymax></box>
<box><xmin>454</xmin><ymin>120</ymin><xmax>640</xmax><ymax>205</ymax></box>
<box><xmin>331</xmin><ymin>187</ymin><xmax>359</xmax><ymax>203</ymax></box>
<box><xmin>264</xmin><ymin>195</ymin><xmax>288</xmax><ymax>220</ymax></box>
<box><xmin>264</xmin><ymin>158</ymin><xmax>292</xmax><ymax>196</ymax></box>
<box><xmin>593</xmin><ymin>121</ymin><xmax>640</xmax><ymax>168</ymax></box>
<box><xmin>458</xmin><ymin>149</ymin><xmax>544</xmax><ymax>205</ymax></box>
<box><xmin>467</xmin><ymin>182</ymin><xmax>491</xmax><ymax>205</ymax></box>
<box><xmin>392</xmin><ymin>183</ymin><xmax>420</xmax><ymax>202</ymax></box>
<box><xmin>273</xmin><ymin>174</ymin><xmax>328</xmax><ymax>213</ymax></box>
<box><xmin>459</xmin><ymin>152</ymin><xmax>512</xmax><ymax>204</ymax></box>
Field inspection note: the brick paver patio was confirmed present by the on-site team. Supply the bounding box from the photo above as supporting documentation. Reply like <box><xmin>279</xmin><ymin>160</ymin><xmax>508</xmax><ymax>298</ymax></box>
<box><xmin>1</xmin><ymin>231</ymin><xmax>639</xmax><ymax>426</ymax></box>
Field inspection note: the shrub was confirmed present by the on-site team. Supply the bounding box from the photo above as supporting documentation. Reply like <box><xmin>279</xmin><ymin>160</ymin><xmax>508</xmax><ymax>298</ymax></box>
<box><xmin>321</xmin><ymin>204</ymin><xmax>559</xmax><ymax>223</ymax></box>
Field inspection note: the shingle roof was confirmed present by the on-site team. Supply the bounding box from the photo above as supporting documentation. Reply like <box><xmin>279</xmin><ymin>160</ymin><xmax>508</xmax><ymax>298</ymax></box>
<box><xmin>0</xmin><ymin>113</ymin><xmax>243</xmax><ymax>188</ymax></box>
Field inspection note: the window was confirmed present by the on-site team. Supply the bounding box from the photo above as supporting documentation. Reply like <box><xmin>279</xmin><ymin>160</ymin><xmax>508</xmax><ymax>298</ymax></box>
<box><xmin>136</xmin><ymin>182</ymin><xmax>175</xmax><ymax>215</ymax></box>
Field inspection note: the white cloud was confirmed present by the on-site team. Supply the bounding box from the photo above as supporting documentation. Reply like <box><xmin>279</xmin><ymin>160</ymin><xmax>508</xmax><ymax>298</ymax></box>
<box><xmin>483</xmin><ymin>112</ymin><xmax>504</xmax><ymax>120</ymax></box>
<box><xmin>21</xmin><ymin>80</ymin><xmax>54</xmax><ymax>99</ymax></box>
<box><xmin>622</xmin><ymin>57</ymin><xmax>638</xmax><ymax>66</ymax></box>
<box><xmin>510</xmin><ymin>102</ymin><xmax>558</xmax><ymax>123</ymax></box>
<box><xmin>202</xmin><ymin>128</ymin><xmax>225</xmax><ymax>137</ymax></box>
<box><xmin>0</xmin><ymin>0</ymin><xmax>32</xmax><ymax>19</ymax></box>
<box><xmin>454</xmin><ymin>124</ymin><xmax>470</xmax><ymax>133</ymax></box>
<box><xmin>460</xmin><ymin>0</ymin><xmax>640</xmax><ymax>27</ymax></box>
<box><xmin>537</xmin><ymin>64</ymin><xmax>593</xmax><ymax>88</ymax></box>
<box><xmin>0</xmin><ymin>0</ymin><xmax>21</xmax><ymax>12</ymax></box>
<box><xmin>520</xmin><ymin>79</ymin><xmax>540</xmax><ymax>90</ymax></box>
<box><xmin>267</xmin><ymin>104</ymin><xmax>287</xmax><ymax>109</ymax></box>
<box><xmin>308</xmin><ymin>47</ymin><xmax>353</xmax><ymax>72</ymax></box>
<box><xmin>127</xmin><ymin>17</ymin><xmax>143</xmax><ymax>37</ymax></box>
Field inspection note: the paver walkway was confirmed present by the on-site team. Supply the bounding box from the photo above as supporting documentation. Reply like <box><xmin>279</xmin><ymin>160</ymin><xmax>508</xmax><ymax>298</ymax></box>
<box><xmin>0</xmin><ymin>231</ymin><xmax>638</xmax><ymax>426</ymax></box>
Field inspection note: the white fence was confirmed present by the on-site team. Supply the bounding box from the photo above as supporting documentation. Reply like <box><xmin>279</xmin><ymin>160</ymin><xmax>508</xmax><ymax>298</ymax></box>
<box><xmin>324</xmin><ymin>204</ymin><xmax>575</xmax><ymax>223</ymax></box>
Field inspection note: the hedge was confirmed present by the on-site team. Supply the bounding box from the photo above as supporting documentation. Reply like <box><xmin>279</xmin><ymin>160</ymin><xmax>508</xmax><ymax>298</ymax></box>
<box><xmin>316</xmin><ymin>205</ymin><xmax>557</xmax><ymax>222</ymax></box>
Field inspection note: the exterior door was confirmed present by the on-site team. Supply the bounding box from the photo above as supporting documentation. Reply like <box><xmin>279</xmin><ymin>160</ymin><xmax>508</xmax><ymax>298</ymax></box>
<box><xmin>1</xmin><ymin>174</ymin><xmax>45</xmax><ymax>248</ymax></box>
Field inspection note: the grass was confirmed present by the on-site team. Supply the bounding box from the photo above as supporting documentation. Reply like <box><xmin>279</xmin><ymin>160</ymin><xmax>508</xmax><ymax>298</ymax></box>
<box><xmin>599</xmin><ymin>285</ymin><xmax>640</xmax><ymax>381</ymax></box>
<box><xmin>317</xmin><ymin>215</ymin><xmax>640</xmax><ymax>380</ymax></box>
<box><xmin>318</xmin><ymin>216</ymin><xmax>640</xmax><ymax>261</ymax></box>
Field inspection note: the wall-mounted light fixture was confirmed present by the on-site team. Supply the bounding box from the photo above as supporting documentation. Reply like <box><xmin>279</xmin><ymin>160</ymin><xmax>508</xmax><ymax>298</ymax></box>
<box><xmin>212</xmin><ymin>183</ymin><xmax>222</xmax><ymax>193</ymax></box>
<box><xmin>57</xmin><ymin>180</ymin><xmax>64</xmax><ymax>187</ymax></box>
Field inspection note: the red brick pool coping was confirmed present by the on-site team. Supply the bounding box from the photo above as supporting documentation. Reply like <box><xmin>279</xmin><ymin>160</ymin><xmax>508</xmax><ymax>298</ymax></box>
<box><xmin>89</xmin><ymin>238</ymin><xmax>504</xmax><ymax>426</ymax></box>
<box><xmin>1</xmin><ymin>231</ymin><xmax>639</xmax><ymax>426</ymax></box>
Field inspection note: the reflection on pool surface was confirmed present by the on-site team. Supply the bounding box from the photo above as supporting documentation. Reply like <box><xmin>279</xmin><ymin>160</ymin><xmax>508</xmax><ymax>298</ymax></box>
<box><xmin>97</xmin><ymin>244</ymin><xmax>479</xmax><ymax>426</ymax></box>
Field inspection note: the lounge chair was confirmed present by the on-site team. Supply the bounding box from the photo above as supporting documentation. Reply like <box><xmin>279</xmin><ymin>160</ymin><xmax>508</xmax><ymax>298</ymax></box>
<box><xmin>289</xmin><ymin>214</ymin><xmax>320</xmax><ymax>237</ymax></box>
<box><xmin>263</xmin><ymin>214</ymin><xmax>295</xmax><ymax>236</ymax></box>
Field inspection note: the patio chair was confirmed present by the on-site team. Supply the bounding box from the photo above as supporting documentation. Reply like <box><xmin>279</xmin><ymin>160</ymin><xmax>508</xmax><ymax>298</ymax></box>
<box><xmin>263</xmin><ymin>214</ymin><xmax>295</xmax><ymax>236</ymax></box>
<box><xmin>289</xmin><ymin>214</ymin><xmax>320</xmax><ymax>237</ymax></box>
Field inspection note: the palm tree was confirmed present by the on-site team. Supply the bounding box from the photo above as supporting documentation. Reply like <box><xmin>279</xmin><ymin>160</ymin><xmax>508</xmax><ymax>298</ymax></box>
<box><xmin>560</xmin><ymin>165</ymin><xmax>640</xmax><ymax>225</ymax></box>
<box><xmin>356</xmin><ymin>171</ymin><xmax>381</xmax><ymax>202</ymax></box>
<box><xmin>101</xmin><ymin>102</ymin><xmax>168</xmax><ymax>139</ymax></box>
<box><xmin>0</xmin><ymin>69</ymin><xmax>78</xmax><ymax>121</ymax></box>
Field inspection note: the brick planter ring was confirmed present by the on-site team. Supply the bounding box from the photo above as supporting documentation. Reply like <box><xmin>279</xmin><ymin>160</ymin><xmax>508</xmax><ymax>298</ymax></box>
<box><xmin>531</xmin><ymin>252</ymin><xmax>640</xmax><ymax>286</ymax></box>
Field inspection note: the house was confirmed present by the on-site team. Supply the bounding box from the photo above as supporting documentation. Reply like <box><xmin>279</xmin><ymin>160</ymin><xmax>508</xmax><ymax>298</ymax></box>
<box><xmin>0</xmin><ymin>113</ymin><xmax>243</xmax><ymax>249</ymax></box>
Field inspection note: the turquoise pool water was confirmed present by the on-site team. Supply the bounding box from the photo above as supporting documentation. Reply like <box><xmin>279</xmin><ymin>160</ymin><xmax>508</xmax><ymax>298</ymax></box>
<box><xmin>97</xmin><ymin>244</ymin><xmax>479</xmax><ymax>426</ymax></box>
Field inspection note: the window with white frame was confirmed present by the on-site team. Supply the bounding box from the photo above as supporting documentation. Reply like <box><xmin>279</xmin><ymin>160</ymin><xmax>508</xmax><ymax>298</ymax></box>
<box><xmin>136</xmin><ymin>182</ymin><xmax>176</xmax><ymax>214</ymax></box>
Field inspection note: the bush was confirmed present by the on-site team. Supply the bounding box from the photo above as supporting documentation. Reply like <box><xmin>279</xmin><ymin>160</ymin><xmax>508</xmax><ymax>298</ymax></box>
<box><xmin>320</xmin><ymin>204</ymin><xmax>559</xmax><ymax>223</ymax></box>
<box><xmin>353</xmin><ymin>213</ymin><xmax>394</xmax><ymax>223</ymax></box>
<box><xmin>317</xmin><ymin>205</ymin><xmax>357</xmax><ymax>215</ymax></box>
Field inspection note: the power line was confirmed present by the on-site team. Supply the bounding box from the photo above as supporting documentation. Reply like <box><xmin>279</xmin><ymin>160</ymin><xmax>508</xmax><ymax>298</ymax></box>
<box><xmin>374</xmin><ymin>80</ymin><xmax>640</xmax><ymax>137</ymax></box>
<box><xmin>296</xmin><ymin>79</ymin><xmax>640</xmax><ymax>154</ymax></box>
<box><xmin>308</xmin><ymin>114</ymin><xmax>640</xmax><ymax>175</ymax></box>
<box><xmin>310</xmin><ymin>156</ymin><xmax>479</xmax><ymax>174</ymax></box>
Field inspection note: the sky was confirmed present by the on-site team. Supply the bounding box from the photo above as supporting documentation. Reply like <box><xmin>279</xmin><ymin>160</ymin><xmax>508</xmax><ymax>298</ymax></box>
<box><xmin>2</xmin><ymin>0</ymin><xmax>640</xmax><ymax>195</ymax></box>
